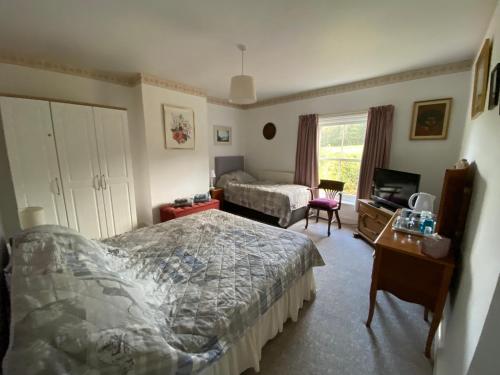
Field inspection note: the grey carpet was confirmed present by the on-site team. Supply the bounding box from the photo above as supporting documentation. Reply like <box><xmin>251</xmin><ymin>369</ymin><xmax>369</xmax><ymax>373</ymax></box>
<box><xmin>243</xmin><ymin>220</ymin><xmax>433</xmax><ymax>375</ymax></box>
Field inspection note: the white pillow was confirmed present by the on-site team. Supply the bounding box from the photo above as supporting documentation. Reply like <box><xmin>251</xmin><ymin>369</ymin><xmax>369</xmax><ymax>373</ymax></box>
<box><xmin>215</xmin><ymin>173</ymin><xmax>236</xmax><ymax>188</ymax></box>
<box><xmin>216</xmin><ymin>170</ymin><xmax>256</xmax><ymax>187</ymax></box>
<box><xmin>231</xmin><ymin>170</ymin><xmax>256</xmax><ymax>183</ymax></box>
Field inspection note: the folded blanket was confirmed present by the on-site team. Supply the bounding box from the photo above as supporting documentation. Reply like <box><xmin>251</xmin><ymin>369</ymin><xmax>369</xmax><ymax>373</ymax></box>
<box><xmin>193</xmin><ymin>193</ymin><xmax>210</xmax><ymax>203</ymax></box>
<box><xmin>173</xmin><ymin>198</ymin><xmax>193</xmax><ymax>207</ymax></box>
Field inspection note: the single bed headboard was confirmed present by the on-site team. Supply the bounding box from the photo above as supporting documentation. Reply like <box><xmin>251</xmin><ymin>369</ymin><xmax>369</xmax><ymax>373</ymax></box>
<box><xmin>214</xmin><ymin>156</ymin><xmax>244</xmax><ymax>178</ymax></box>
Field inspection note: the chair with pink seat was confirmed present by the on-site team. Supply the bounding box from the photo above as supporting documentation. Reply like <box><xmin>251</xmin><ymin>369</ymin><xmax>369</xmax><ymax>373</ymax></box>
<box><xmin>305</xmin><ymin>179</ymin><xmax>345</xmax><ymax>236</ymax></box>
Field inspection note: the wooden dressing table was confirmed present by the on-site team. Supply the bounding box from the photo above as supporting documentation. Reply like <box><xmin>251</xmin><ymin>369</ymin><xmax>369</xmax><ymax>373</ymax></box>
<box><xmin>366</xmin><ymin>212</ymin><xmax>455</xmax><ymax>358</ymax></box>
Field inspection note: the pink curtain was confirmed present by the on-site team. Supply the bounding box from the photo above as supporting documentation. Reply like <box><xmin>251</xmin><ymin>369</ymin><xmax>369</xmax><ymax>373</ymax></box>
<box><xmin>294</xmin><ymin>114</ymin><xmax>319</xmax><ymax>187</ymax></box>
<box><xmin>357</xmin><ymin>105</ymin><xmax>394</xmax><ymax>201</ymax></box>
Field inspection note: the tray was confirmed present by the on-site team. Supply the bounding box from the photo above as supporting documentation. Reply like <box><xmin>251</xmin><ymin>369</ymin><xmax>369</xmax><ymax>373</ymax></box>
<box><xmin>392</xmin><ymin>212</ymin><xmax>436</xmax><ymax>237</ymax></box>
<box><xmin>392</xmin><ymin>224</ymin><xmax>434</xmax><ymax>237</ymax></box>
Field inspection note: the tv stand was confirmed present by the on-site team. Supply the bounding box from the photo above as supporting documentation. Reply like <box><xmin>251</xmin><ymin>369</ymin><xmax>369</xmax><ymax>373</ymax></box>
<box><xmin>354</xmin><ymin>199</ymin><xmax>394</xmax><ymax>246</ymax></box>
<box><xmin>368</xmin><ymin>201</ymin><xmax>383</xmax><ymax>209</ymax></box>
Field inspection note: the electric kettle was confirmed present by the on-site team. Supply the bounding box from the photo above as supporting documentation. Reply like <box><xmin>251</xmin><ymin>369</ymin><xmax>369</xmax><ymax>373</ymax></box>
<box><xmin>408</xmin><ymin>192</ymin><xmax>436</xmax><ymax>213</ymax></box>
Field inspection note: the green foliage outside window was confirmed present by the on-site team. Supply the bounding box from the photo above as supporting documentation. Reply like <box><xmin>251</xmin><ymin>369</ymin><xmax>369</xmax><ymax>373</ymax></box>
<box><xmin>319</xmin><ymin>123</ymin><xmax>366</xmax><ymax>195</ymax></box>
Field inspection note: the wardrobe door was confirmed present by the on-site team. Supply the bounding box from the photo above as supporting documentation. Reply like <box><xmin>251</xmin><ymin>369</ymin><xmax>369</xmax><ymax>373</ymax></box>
<box><xmin>93</xmin><ymin>107</ymin><xmax>137</xmax><ymax>236</ymax></box>
<box><xmin>0</xmin><ymin>97</ymin><xmax>68</xmax><ymax>227</ymax></box>
<box><xmin>51</xmin><ymin>102</ymin><xmax>107</xmax><ymax>239</ymax></box>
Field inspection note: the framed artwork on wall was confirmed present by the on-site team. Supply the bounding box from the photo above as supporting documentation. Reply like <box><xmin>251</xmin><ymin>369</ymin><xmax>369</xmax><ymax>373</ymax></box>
<box><xmin>488</xmin><ymin>63</ymin><xmax>499</xmax><ymax>110</ymax></box>
<box><xmin>163</xmin><ymin>104</ymin><xmax>195</xmax><ymax>149</ymax></box>
<box><xmin>214</xmin><ymin>126</ymin><xmax>232</xmax><ymax>145</ymax></box>
<box><xmin>471</xmin><ymin>39</ymin><xmax>492</xmax><ymax>119</ymax></box>
<box><xmin>263</xmin><ymin>122</ymin><xmax>277</xmax><ymax>140</ymax></box>
<box><xmin>410</xmin><ymin>98</ymin><xmax>452</xmax><ymax>140</ymax></box>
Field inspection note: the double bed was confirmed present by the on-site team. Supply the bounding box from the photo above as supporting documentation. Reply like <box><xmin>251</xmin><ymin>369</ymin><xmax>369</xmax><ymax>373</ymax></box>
<box><xmin>3</xmin><ymin>209</ymin><xmax>324</xmax><ymax>374</ymax></box>
<box><xmin>214</xmin><ymin>156</ymin><xmax>311</xmax><ymax>227</ymax></box>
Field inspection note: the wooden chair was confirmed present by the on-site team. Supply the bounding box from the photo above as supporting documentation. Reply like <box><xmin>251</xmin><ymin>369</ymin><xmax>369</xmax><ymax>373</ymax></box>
<box><xmin>305</xmin><ymin>179</ymin><xmax>345</xmax><ymax>236</ymax></box>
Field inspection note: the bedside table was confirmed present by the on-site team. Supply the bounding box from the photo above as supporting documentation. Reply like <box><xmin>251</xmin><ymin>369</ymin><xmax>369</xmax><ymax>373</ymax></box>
<box><xmin>210</xmin><ymin>188</ymin><xmax>224</xmax><ymax>208</ymax></box>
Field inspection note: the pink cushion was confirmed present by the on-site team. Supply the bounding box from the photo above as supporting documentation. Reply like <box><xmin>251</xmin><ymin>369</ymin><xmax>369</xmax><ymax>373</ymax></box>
<box><xmin>308</xmin><ymin>198</ymin><xmax>339</xmax><ymax>210</ymax></box>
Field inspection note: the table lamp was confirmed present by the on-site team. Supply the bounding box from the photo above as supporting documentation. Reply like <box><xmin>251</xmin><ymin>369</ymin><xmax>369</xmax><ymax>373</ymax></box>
<box><xmin>210</xmin><ymin>169</ymin><xmax>216</xmax><ymax>189</ymax></box>
<box><xmin>20</xmin><ymin>207</ymin><xmax>46</xmax><ymax>230</ymax></box>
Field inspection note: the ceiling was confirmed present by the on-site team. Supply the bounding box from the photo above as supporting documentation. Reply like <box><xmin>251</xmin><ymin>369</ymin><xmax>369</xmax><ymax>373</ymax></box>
<box><xmin>0</xmin><ymin>0</ymin><xmax>496</xmax><ymax>101</ymax></box>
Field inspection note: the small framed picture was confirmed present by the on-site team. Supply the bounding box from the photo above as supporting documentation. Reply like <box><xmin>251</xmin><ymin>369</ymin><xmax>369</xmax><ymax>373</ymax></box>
<box><xmin>410</xmin><ymin>98</ymin><xmax>452</xmax><ymax>140</ymax></box>
<box><xmin>163</xmin><ymin>104</ymin><xmax>195</xmax><ymax>149</ymax></box>
<box><xmin>471</xmin><ymin>39</ymin><xmax>492</xmax><ymax>119</ymax></box>
<box><xmin>488</xmin><ymin>63</ymin><xmax>499</xmax><ymax>110</ymax></box>
<box><xmin>214</xmin><ymin>126</ymin><xmax>232</xmax><ymax>145</ymax></box>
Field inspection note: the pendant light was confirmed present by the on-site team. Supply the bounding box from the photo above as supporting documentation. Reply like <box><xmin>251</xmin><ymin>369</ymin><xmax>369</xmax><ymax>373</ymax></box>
<box><xmin>229</xmin><ymin>44</ymin><xmax>257</xmax><ymax>104</ymax></box>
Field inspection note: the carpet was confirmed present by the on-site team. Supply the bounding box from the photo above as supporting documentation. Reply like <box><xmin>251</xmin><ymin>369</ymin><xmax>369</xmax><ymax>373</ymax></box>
<box><xmin>242</xmin><ymin>220</ymin><xmax>433</xmax><ymax>375</ymax></box>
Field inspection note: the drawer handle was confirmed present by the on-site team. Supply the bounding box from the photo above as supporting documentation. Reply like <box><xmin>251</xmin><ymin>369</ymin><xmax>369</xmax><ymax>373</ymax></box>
<box><xmin>54</xmin><ymin>177</ymin><xmax>61</xmax><ymax>195</ymax></box>
<box><xmin>93</xmin><ymin>175</ymin><xmax>101</xmax><ymax>190</ymax></box>
<box><xmin>101</xmin><ymin>175</ymin><xmax>107</xmax><ymax>190</ymax></box>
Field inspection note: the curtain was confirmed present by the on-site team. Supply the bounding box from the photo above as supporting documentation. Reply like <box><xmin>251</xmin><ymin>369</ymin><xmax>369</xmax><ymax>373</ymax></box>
<box><xmin>357</xmin><ymin>105</ymin><xmax>394</xmax><ymax>202</ymax></box>
<box><xmin>294</xmin><ymin>114</ymin><xmax>319</xmax><ymax>187</ymax></box>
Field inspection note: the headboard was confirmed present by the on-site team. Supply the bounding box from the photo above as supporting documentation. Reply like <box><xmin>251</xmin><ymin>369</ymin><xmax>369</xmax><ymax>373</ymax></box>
<box><xmin>214</xmin><ymin>156</ymin><xmax>244</xmax><ymax>178</ymax></box>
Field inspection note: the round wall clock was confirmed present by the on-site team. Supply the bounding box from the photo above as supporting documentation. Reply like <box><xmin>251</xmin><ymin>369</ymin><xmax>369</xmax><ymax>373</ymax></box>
<box><xmin>263</xmin><ymin>122</ymin><xmax>276</xmax><ymax>140</ymax></box>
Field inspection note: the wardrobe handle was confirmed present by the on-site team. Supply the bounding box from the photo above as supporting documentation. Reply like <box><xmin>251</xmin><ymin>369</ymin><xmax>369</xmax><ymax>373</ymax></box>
<box><xmin>94</xmin><ymin>175</ymin><xmax>101</xmax><ymax>190</ymax></box>
<box><xmin>101</xmin><ymin>175</ymin><xmax>107</xmax><ymax>190</ymax></box>
<box><xmin>55</xmin><ymin>177</ymin><xmax>61</xmax><ymax>195</ymax></box>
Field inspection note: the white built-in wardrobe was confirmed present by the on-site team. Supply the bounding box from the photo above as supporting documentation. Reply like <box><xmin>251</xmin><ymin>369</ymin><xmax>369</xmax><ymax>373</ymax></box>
<box><xmin>0</xmin><ymin>96</ymin><xmax>137</xmax><ymax>239</ymax></box>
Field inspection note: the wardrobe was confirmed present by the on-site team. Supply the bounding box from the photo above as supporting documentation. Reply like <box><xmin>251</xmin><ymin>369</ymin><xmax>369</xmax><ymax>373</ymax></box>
<box><xmin>0</xmin><ymin>96</ymin><xmax>137</xmax><ymax>239</ymax></box>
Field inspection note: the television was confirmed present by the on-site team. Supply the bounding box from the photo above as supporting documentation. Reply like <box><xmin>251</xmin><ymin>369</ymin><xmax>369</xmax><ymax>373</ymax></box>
<box><xmin>371</xmin><ymin>168</ymin><xmax>420</xmax><ymax>210</ymax></box>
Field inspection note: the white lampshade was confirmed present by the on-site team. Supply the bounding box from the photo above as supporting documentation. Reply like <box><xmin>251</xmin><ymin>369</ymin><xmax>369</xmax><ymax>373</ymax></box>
<box><xmin>20</xmin><ymin>207</ymin><xmax>46</xmax><ymax>229</ymax></box>
<box><xmin>210</xmin><ymin>169</ymin><xmax>216</xmax><ymax>178</ymax></box>
<box><xmin>229</xmin><ymin>75</ymin><xmax>257</xmax><ymax>104</ymax></box>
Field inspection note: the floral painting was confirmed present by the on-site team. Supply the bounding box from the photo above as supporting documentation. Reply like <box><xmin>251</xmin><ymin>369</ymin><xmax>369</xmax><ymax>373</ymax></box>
<box><xmin>163</xmin><ymin>104</ymin><xmax>195</xmax><ymax>149</ymax></box>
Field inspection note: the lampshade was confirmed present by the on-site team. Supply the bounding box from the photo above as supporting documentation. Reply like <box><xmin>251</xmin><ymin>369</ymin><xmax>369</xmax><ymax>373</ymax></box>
<box><xmin>229</xmin><ymin>75</ymin><xmax>256</xmax><ymax>104</ymax></box>
<box><xmin>20</xmin><ymin>206</ymin><xmax>46</xmax><ymax>229</ymax></box>
<box><xmin>210</xmin><ymin>169</ymin><xmax>216</xmax><ymax>178</ymax></box>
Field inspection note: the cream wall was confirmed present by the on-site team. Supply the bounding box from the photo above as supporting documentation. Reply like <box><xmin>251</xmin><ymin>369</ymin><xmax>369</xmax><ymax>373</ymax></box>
<box><xmin>435</xmin><ymin>3</ymin><xmax>500</xmax><ymax>374</ymax></box>
<box><xmin>207</xmin><ymin>103</ymin><xmax>246</xmax><ymax>170</ymax></box>
<box><xmin>141</xmin><ymin>84</ymin><xmax>210</xmax><ymax>223</ymax></box>
<box><xmin>243</xmin><ymin>72</ymin><xmax>471</xmax><ymax>210</ymax></box>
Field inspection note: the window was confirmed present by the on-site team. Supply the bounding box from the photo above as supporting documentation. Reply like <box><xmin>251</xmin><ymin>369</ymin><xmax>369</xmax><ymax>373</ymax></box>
<box><xmin>318</xmin><ymin>113</ymin><xmax>368</xmax><ymax>199</ymax></box>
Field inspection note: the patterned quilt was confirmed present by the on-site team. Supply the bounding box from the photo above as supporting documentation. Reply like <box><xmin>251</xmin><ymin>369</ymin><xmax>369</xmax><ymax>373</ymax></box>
<box><xmin>224</xmin><ymin>181</ymin><xmax>311</xmax><ymax>227</ymax></box>
<box><xmin>4</xmin><ymin>210</ymin><xmax>324</xmax><ymax>375</ymax></box>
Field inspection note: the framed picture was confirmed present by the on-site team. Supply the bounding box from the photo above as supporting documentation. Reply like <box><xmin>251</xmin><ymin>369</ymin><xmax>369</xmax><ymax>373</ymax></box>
<box><xmin>471</xmin><ymin>39</ymin><xmax>492</xmax><ymax>119</ymax></box>
<box><xmin>410</xmin><ymin>98</ymin><xmax>452</xmax><ymax>140</ymax></box>
<box><xmin>163</xmin><ymin>104</ymin><xmax>195</xmax><ymax>149</ymax></box>
<box><xmin>488</xmin><ymin>63</ymin><xmax>499</xmax><ymax>110</ymax></box>
<box><xmin>214</xmin><ymin>125</ymin><xmax>232</xmax><ymax>145</ymax></box>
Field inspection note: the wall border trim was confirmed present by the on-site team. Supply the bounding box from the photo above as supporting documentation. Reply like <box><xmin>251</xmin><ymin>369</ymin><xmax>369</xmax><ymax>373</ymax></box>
<box><xmin>0</xmin><ymin>55</ymin><xmax>471</xmax><ymax>109</ymax></box>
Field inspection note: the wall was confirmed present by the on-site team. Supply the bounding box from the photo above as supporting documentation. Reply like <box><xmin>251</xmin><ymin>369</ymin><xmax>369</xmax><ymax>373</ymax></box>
<box><xmin>207</xmin><ymin>103</ymin><xmax>246</xmax><ymax>170</ymax></box>
<box><xmin>467</xmin><ymin>276</ymin><xmax>500</xmax><ymax>375</ymax></box>
<box><xmin>128</xmin><ymin>84</ymin><xmax>152</xmax><ymax>227</ymax></box>
<box><xmin>0</xmin><ymin>63</ymin><xmax>154</xmax><ymax>232</ymax></box>
<box><xmin>243</xmin><ymin>72</ymin><xmax>471</xmax><ymax>212</ymax></box>
<box><xmin>140</xmin><ymin>83</ymin><xmax>210</xmax><ymax>223</ymax></box>
<box><xmin>435</xmin><ymin>3</ymin><xmax>500</xmax><ymax>374</ymax></box>
<box><xmin>0</xmin><ymin>110</ymin><xmax>19</xmax><ymax>237</ymax></box>
<box><xmin>0</xmin><ymin>213</ymin><xmax>8</xmax><ymax>361</ymax></box>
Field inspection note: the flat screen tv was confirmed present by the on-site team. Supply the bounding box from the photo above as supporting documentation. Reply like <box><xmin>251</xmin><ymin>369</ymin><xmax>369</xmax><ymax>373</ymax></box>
<box><xmin>371</xmin><ymin>168</ymin><xmax>421</xmax><ymax>210</ymax></box>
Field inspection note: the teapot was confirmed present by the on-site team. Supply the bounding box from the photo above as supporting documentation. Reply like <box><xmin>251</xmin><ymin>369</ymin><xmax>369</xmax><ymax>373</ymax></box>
<box><xmin>408</xmin><ymin>192</ymin><xmax>436</xmax><ymax>213</ymax></box>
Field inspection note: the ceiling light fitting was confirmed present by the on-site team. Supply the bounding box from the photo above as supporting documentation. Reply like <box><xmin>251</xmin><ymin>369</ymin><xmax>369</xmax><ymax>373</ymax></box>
<box><xmin>229</xmin><ymin>44</ymin><xmax>257</xmax><ymax>104</ymax></box>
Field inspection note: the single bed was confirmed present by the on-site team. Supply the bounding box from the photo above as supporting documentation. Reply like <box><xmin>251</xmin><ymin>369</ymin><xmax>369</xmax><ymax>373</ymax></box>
<box><xmin>214</xmin><ymin>156</ymin><xmax>311</xmax><ymax>227</ymax></box>
<box><xmin>3</xmin><ymin>209</ymin><xmax>324</xmax><ymax>375</ymax></box>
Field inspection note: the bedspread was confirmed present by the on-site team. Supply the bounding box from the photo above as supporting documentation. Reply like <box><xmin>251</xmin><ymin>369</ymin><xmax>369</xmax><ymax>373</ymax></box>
<box><xmin>4</xmin><ymin>210</ymin><xmax>324</xmax><ymax>375</ymax></box>
<box><xmin>224</xmin><ymin>181</ymin><xmax>310</xmax><ymax>226</ymax></box>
